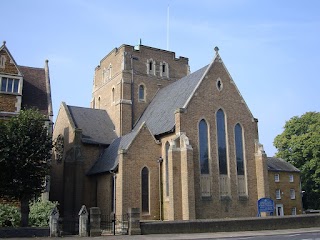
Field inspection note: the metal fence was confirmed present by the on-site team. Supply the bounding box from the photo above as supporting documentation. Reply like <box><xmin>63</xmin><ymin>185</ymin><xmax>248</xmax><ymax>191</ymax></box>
<box><xmin>101</xmin><ymin>214</ymin><xmax>128</xmax><ymax>235</ymax></box>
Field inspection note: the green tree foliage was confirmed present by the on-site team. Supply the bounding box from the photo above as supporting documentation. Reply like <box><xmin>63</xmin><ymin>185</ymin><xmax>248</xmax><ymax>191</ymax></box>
<box><xmin>29</xmin><ymin>199</ymin><xmax>58</xmax><ymax>227</ymax></box>
<box><xmin>274</xmin><ymin>111</ymin><xmax>320</xmax><ymax>209</ymax></box>
<box><xmin>0</xmin><ymin>109</ymin><xmax>52</xmax><ymax>226</ymax></box>
<box><xmin>0</xmin><ymin>204</ymin><xmax>21</xmax><ymax>227</ymax></box>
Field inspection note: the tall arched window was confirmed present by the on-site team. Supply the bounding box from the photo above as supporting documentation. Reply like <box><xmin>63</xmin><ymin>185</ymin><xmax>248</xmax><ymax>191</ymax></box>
<box><xmin>235</xmin><ymin>123</ymin><xmax>244</xmax><ymax>175</ymax></box>
<box><xmin>199</xmin><ymin>119</ymin><xmax>209</xmax><ymax>174</ymax></box>
<box><xmin>141</xmin><ymin>167</ymin><xmax>149</xmax><ymax>213</ymax></box>
<box><xmin>165</xmin><ymin>142</ymin><xmax>170</xmax><ymax>197</ymax></box>
<box><xmin>216</xmin><ymin>109</ymin><xmax>227</xmax><ymax>174</ymax></box>
<box><xmin>139</xmin><ymin>85</ymin><xmax>145</xmax><ymax>101</ymax></box>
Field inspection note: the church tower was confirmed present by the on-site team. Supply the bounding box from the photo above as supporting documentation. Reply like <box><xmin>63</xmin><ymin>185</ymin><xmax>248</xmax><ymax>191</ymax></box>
<box><xmin>91</xmin><ymin>44</ymin><xmax>189</xmax><ymax>136</ymax></box>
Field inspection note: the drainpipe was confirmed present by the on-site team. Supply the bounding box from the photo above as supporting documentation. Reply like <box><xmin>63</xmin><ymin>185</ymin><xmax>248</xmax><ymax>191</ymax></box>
<box><xmin>157</xmin><ymin>157</ymin><xmax>163</xmax><ymax>220</ymax></box>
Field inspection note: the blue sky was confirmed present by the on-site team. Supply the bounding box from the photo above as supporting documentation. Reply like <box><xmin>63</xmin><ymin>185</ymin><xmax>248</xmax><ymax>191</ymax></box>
<box><xmin>2</xmin><ymin>0</ymin><xmax>320</xmax><ymax>156</ymax></box>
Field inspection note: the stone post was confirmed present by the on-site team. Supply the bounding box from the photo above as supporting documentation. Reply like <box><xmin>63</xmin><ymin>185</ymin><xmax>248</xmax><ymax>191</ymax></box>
<box><xmin>49</xmin><ymin>206</ymin><xmax>59</xmax><ymax>237</ymax></box>
<box><xmin>127</xmin><ymin>208</ymin><xmax>141</xmax><ymax>235</ymax></box>
<box><xmin>89</xmin><ymin>207</ymin><xmax>102</xmax><ymax>237</ymax></box>
<box><xmin>78</xmin><ymin>205</ymin><xmax>88</xmax><ymax>237</ymax></box>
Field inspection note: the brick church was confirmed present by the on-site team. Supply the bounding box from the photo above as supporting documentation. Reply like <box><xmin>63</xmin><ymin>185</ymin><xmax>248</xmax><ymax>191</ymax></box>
<box><xmin>50</xmin><ymin>43</ymin><xmax>301</xmax><ymax>222</ymax></box>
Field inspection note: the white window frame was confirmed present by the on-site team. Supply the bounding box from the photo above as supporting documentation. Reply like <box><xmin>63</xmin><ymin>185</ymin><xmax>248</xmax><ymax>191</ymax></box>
<box><xmin>291</xmin><ymin>207</ymin><xmax>297</xmax><ymax>215</ymax></box>
<box><xmin>0</xmin><ymin>76</ymin><xmax>20</xmax><ymax>94</ymax></box>
<box><xmin>289</xmin><ymin>174</ymin><xmax>294</xmax><ymax>182</ymax></box>
<box><xmin>274</xmin><ymin>173</ymin><xmax>280</xmax><ymax>182</ymax></box>
<box><xmin>290</xmin><ymin>188</ymin><xmax>296</xmax><ymax>199</ymax></box>
<box><xmin>276</xmin><ymin>189</ymin><xmax>281</xmax><ymax>199</ymax></box>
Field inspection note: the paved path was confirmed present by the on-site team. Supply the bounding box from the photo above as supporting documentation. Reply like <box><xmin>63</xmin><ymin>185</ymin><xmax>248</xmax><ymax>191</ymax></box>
<box><xmin>8</xmin><ymin>227</ymin><xmax>320</xmax><ymax>240</ymax></box>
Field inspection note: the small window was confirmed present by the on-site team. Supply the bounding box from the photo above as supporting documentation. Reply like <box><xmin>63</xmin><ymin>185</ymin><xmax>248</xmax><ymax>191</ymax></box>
<box><xmin>138</xmin><ymin>85</ymin><xmax>145</xmax><ymax>101</ymax></box>
<box><xmin>291</xmin><ymin>207</ymin><xmax>297</xmax><ymax>215</ymax></box>
<box><xmin>290</xmin><ymin>189</ymin><xmax>296</xmax><ymax>199</ymax></box>
<box><xmin>162</xmin><ymin>64</ymin><xmax>166</xmax><ymax>73</ymax></box>
<box><xmin>276</xmin><ymin>189</ymin><xmax>281</xmax><ymax>199</ymax></box>
<box><xmin>112</xmin><ymin>88</ymin><xmax>115</xmax><ymax>103</ymax></box>
<box><xmin>216</xmin><ymin>79</ymin><xmax>223</xmax><ymax>91</ymax></box>
<box><xmin>141</xmin><ymin>167</ymin><xmax>149</xmax><ymax>213</ymax></box>
<box><xmin>147</xmin><ymin>59</ymin><xmax>155</xmax><ymax>75</ymax></box>
<box><xmin>1</xmin><ymin>77</ymin><xmax>19</xmax><ymax>93</ymax></box>
<box><xmin>274</xmin><ymin>174</ymin><xmax>280</xmax><ymax>182</ymax></box>
<box><xmin>289</xmin><ymin>174</ymin><xmax>294</xmax><ymax>182</ymax></box>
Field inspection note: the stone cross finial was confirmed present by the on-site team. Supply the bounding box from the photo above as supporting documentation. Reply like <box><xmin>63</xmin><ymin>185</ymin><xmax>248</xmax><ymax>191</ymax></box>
<box><xmin>214</xmin><ymin>46</ymin><xmax>219</xmax><ymax>54</ymax></box>
<box><xmin>3</xmin><ymin>41</ymin><xmax>6</xmax><ymax>46</ymax></box>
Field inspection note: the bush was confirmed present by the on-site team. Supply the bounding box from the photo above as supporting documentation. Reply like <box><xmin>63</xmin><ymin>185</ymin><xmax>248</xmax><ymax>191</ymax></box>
<box><xmin>0</xmin><ymin>203</ymin><xmax>21</xmax><ymax>227</ymax></box>
<box><xmin>29</xmin><ymin>199</ymin><xmax>58</xmax><ymax>227</ymax></box>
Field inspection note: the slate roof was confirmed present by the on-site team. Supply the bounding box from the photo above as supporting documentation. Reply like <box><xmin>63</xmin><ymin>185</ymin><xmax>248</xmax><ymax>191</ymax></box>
<box><xmin>267</xmin><ymin>157</ymin><xmax>300</xmax><ymax>172</ymax></box>
<box><xmin>134</xmin><ymin>64</ymin><xmax>209</xmax><ymax>135</ymax></box>
<box><xmin>87</xmin><ymin>129</ymin><xmax>139</xmax><ymax>175</ymax></box>
<box><xmin>88</xmin><ymin>64</ymin><xmax>210</xmax><ymax>175</ymax></box>
<box><xmin>19</xmin><ymin>66</ymin><xmax>49</xmax><ymax>116</ymax></box>
<box><xmin>67</xmin><ymin>105</ymin><xmax>117</xmax><ymax>145</ymax></box>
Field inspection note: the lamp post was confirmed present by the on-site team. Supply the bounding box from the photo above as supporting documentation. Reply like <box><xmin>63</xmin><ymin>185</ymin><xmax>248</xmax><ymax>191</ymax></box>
<box><xmin>157</xmin><ymin>156</ymin><xmax>163</xmax><ymax>220</ymax></box>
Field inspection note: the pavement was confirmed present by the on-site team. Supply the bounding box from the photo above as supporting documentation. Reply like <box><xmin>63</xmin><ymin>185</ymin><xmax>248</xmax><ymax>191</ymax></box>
<box><xmin>7</xmin><ymin>227</ymin><xmax>320</xmax><ymax>240</ymax></box>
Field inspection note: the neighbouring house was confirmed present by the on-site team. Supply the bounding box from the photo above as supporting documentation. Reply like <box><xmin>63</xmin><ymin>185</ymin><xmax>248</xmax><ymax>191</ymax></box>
<box><xmin>0</xmin><ymin>41</ymin><xmax>53</xmax><ymax>201</ymax></box>
<box><xmin>267</xmin><ymin>157</ymin><xmax>302</xmax><ymax>216</ymax></box>
<box><xmin>50</xmin><ymin>43</ymin><xmax>301</xmax><ymax>230</ymax></box>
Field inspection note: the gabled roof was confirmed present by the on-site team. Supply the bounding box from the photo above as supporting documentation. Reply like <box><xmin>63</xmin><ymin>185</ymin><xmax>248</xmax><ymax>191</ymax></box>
<box><xmin>0</xmin><ymin>41</ymin><xmax>21</xmax><ymax>76</ymax></box>
<box><xmin>19</xmin><ymin>66</ymin><xmax>49</xmax><ymax>116</ymax></box>
<box><xmin>67</xmin><ymin>105</ymin><xmax>117</xmax><ymax>145</ymax></box>
<box><xmin>267</xmin><ymin>157</ymin><xmax>300</xmax><ymax>172</ymax></box>
<box><xmin>134</xmin><ymin>64</ymin><xmax>209</xmax><ymax>136</ymax></box>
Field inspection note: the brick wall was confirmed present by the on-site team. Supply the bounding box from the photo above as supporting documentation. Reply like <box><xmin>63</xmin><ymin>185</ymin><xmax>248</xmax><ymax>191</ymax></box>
<box><xmin>268</xmin><ymin>171</ymin><xmax>302</xmax><ymax>215</ymax></box>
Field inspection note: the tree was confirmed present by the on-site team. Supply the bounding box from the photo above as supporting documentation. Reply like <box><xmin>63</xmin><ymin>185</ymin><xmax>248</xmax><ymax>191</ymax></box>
<box><xmin>274</xmin><ymin>111</ymin><xmax>320</xmax><ymax>210</ymax></box>
<box><xmin>0</xmin><ymin>109</ymin><xmax>52</xmax><ymax>226</ymax></box>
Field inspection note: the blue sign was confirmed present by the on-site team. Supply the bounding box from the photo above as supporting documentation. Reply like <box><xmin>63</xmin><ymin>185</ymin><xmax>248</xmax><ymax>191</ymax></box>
<box><xmin>257</xmin><ymin>198</ymin><xmax>274</xmax><ymax>216</ymax></box>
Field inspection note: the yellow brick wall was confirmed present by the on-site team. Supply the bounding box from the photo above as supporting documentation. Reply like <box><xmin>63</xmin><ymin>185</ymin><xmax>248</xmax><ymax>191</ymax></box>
<box><xmin>0</xmin><ymin>94</ymin><xmax>17</xmax><ymax>112</ymax></box>
<box><xmin>268</xmin><ymin>171</ymin><xmax>303</xmax><ymax>215</ymax></box>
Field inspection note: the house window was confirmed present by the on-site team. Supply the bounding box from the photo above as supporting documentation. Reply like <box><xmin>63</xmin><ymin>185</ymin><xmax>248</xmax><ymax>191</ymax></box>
<box><xmin>235</xmin><ymin>123</ymin><xmax>244</xmax><ymax>175</ymax></box>
<box><xmin>289</xmin><ymin>174</ymin><xmax>294</xmax><ymax>182</ymax></box>
<box><xmin>199</xmin><ymin>119</ymin><xmax>209</xmax><ymax>174</ymax></box>
<box><xmin>138</xmin><ymin>85</ymin><xmax>145</xmax><ymax>101</ymax></box>
<box><xmin>276</xmin><ymin>189</ymin><xmax>281</xmax><ymax>199</ymax></box>
<box><xmin>217</xmin><ymin>109</ymin><xmax>227</xmax><ymax>174</ymax></box>
<box><xmin>291</xmin><ymin>207</ymin><xmax>297</xmax><ymax>215</ymax></box>
<box><xmin>141</xmin><ymin>167</ymin><xmax>149</xmax><ymax>213</ymax></box>
<box><xmin>274</xmin><ymin>174</ymin><xmax>280</xmax><ymax>182</ymax></box>
<box><xmin>290</xmin><ymin>189</ymin><xmax>296</xmax><ymax>199</ymax></box>
<box><xmin>1</xmin><ymin>77</ymin><xmax>19</xmax><ymax>93</ymax></box>
<box><xmin>165</xmin><ymin>142</ymin><xmax>170</xmax><ymax>197</ymax></box>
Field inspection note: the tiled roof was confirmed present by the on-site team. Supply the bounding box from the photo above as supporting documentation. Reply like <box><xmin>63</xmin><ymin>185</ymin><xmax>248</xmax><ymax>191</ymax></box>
<box><xmin>19</xmin><ymin>66</ymin><xmax>49</xmax><ymax>116</ymax></box>
<box><xmin>134</xmin><ymin>64</ymin><xmax>209</xmax><ymax>135</ymax></box>
<box><xmin>267</xmin><ymin>157</ymin><xmax>300</xmax><ymax>172</ymax></box>
<box><xmin>67</xmin><ymin>105</ymin><xmax>117</xmax><ymax>145</ymax></box>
